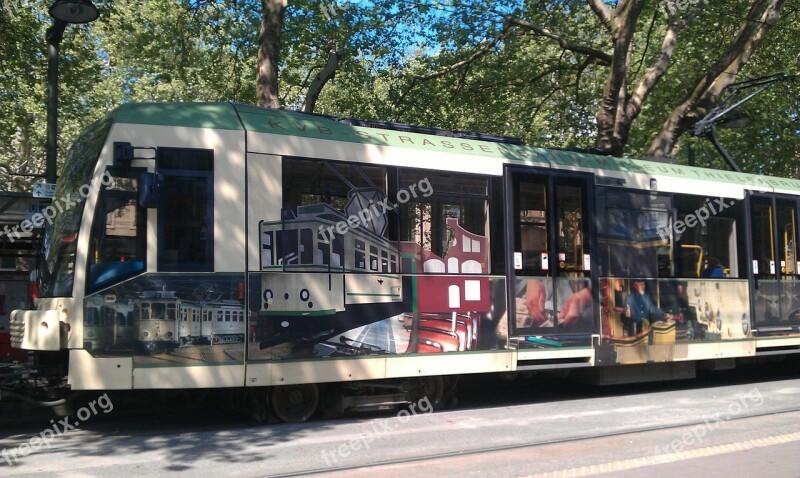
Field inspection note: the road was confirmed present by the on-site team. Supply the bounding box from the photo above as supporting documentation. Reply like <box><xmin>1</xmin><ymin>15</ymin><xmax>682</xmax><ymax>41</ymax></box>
<box><xmin>1</xmin><ymin>363</ymin><xmax>799</xmax><ymax>477</ymax></box>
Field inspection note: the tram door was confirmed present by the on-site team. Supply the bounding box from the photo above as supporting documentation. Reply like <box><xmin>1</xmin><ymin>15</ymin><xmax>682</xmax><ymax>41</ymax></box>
<box><xmin>508</xmin><ymin>169</ymin><xmax>594</xmax><ymax>339</ymax></box>
<box><xmin>750</xmin><ymin>195</ymin><xmax>800</xmax><ymax>327</ymax></box>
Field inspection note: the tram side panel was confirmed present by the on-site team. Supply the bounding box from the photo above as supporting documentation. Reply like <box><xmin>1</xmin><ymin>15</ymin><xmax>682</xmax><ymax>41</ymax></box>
<box><xmin>591</xmin><ymin>186</ymin><xmax>757</xmax><ymax>365</ymax></box>
<box><xmin>248</xmin><ymin>170</ymin><xmax>509</xmax><ymax>361</ymax></box>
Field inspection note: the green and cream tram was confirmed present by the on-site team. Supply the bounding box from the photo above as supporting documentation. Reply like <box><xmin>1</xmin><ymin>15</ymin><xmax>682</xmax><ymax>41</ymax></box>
<box><xmin>10</xmin><ymin>102</ymin><xmax>800</xmax><ymax>421</ymax></box>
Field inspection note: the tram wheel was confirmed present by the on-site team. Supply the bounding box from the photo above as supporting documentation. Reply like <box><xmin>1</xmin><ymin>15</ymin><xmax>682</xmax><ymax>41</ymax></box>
<box><xmin>416</xmin><ymin>376</ymin><xmax>445</xmax><ymax>409</ymax></box>
<box><xmin>271</xmin><ymin>384</ymin><xmax>319</xmax><ymax>423</ymax></box>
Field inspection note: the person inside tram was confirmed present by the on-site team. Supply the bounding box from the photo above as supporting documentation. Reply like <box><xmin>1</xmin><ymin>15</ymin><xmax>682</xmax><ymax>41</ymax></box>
<box><xmin>702</xmin><ymin>257</ymin><xmax>725</xmax><ymax>278</ymax></box>
<box><xmin>623</xmin><ymin>280</ymin><xmax>673</xmax><ymax>336</ymax></box>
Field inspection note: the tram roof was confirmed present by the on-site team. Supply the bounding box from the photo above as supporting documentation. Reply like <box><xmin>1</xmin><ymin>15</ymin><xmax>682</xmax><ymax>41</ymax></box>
<box><xmin>110</xmin><ymin>102</ymin><xmax>800</xmax><ymax>195</ymax></box>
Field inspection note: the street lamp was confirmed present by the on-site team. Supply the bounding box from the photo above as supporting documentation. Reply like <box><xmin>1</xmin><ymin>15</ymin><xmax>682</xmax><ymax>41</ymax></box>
<box><xmin>45</xmin><ymin>0</ymin><xmax>100</xmax><ymax>185</ymax></box>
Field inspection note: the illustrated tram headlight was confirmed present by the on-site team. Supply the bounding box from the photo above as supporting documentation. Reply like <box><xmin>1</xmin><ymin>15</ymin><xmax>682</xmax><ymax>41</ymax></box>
<box><xmin>263</xmin><ymin>289</ymin><xmax>273</xmax><ymax>310</ymax></box>
<box><xmin>166</xmin><ymin>331</ymin><xmax>174</xmax><ymax>338</ymax></box>
<box><xmin>142</xmin><ymin>331</ymin><xmax>149</xmax><ymax>338</ymax></box>
<box><xmin>300</xmin><ymin>289</ymin><xmax>310</xmax><ymax>302</ymax></box>
<box><xmin>87</xmin><ymin>330</ymin><xmax>95</xmax><ymax>339</ymax></box>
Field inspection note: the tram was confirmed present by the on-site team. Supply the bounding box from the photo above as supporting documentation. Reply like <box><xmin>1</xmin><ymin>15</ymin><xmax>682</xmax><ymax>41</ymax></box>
<box><xmin>9</xmin><ymin>102</ymin><xmax>800</xmax><ymax>421</ymax></box>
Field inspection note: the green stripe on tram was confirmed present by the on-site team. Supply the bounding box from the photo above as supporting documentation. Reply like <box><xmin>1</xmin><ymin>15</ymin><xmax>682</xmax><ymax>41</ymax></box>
<box><xmin>114</xmin><ymin>102</ymin><xmax>245</xmax><ymax>131</ymax></box>
<box><xmin>109</xmin><ymin>102</ymin><xmax>800</xmax><ymax>193</ymax></box>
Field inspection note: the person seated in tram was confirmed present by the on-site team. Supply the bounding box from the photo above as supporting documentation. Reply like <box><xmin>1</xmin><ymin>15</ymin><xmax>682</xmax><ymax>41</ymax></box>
<box><xmin>702</xmin><ymin>257</ymin><xmax>725</xmax><ymax>278</ymax></box>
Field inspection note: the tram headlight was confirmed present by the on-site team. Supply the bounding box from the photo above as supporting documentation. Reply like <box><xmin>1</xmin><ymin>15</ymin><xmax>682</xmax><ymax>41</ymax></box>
<box><xmin>300</xmin><ymin>289</ymin><xmax>310</xmax><ymax>302</ymax></box>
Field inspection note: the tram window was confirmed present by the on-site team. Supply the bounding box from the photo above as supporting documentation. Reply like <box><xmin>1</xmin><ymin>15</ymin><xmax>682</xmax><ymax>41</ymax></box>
<box><xmin>87</xmin><ymin>169</ymin><xmax>146</xmax><ymax>292</ymax></box>
<box><xmin>391</xmin><ymin>254</ymin><xmax>397</xmax><ymax>273</ymax></box>
<box><xmin>262</xmin><ymin>231</ymin><xmax>274</xmax><ymax>267</ymax></box>
<box><xmin>381</xmin><ymin>250</ymin><xmax>389</xmax><ymax>273</ymax></box>
<box><xmin>317</xmin><ymin>232</ymin><xmax>331</xmax><ymax>265</ymax></box>
<box><xmin>674</xmin><ymin>195</ymin><xmax>741</xmax><ymax>278</ymax></box>
<box><xmin>400</xmin><ymin>171</ymin><xmax>490</xmax><ymax>274</ymax></box>
<box><xmin>555</xmin><ymin>184</ymin><xmax>588</xmax><ymax>272</ymax></box>
<box><xmin>355</xmin><ymin>240</ymin><xmax>366</xmax><ymax>269</ymax></box>
<box><xmin>276</xmin><ymin>230</ymin><xmax>299</xmax><ymax>265</ymax></box>
<box><xmin>595</xmin><ymin>187</ymin><xmax>671</xmax><ymax>278</ymax></box>
<box><xmin>517</xmin><ymin>181</ymin><xmax>547</xmax><ymax>272</ymax></box>
<box><xmin>283</xmin><ymin>159</ymin><xmax>387</xmax><ymax>213</ymax></box>
<box><xmin>298</xmin><ymin>229</ymin><xmax>313</xmax><ymax>264</ymax></box>
<box><xmin>85</xmin><ymin>308</ymin><xmax>98</xmax><ymax>326</ymax></box>
<box><xmin>157</xmin><ymin>148</ymin><xmax>213</xmax><ymax>272</ymax></box>
<box><xmin>332</xmin><ymin>235</ymin><xmax>344</xmax><ymax>268</ymax></box>
<box><xmin>751</xmin><ymin>198</ymin><xmax>774</xmax><ymax>276</ymax></box>
<box><xmin>776</xmin><ymin>200</ymin><xmax>798</xmax><ymax>276</ymax></box>
<box><xmin>370</xmin><ymin>245</ymin><xmax>379</xmax><ymax>271</ymax></box>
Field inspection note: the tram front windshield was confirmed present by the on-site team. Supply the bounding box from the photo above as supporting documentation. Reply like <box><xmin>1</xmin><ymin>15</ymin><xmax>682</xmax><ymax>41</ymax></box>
<box><xmin>38</xmin><ymin>117</ymin><xmax>112</xmax><ymax>298</ymax></box>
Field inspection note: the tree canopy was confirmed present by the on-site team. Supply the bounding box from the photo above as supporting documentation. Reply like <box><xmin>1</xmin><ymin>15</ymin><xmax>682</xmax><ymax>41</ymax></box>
<box><xmin>1</xmin><ymin>0</ymin><xmax>798</xmax><ymax>191</ymax></box>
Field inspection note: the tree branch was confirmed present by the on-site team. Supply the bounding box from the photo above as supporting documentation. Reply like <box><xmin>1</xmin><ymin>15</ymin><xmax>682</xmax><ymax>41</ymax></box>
<box><xmin>587</xmin><ymin>0</ymin><xmax>614</xmax><ymax>34</ymax></box>
<box><xmin>302</xmin><ymin>41</ymin><xmax>340</xmax><ymax>113</ymax></box>
<box><xmin>647</xmin><ymin>0</ymin><xmax>788</xmax><ymax>157</ymax></box>
<box><xmin>626</xmin><ymin>2</ymin><xmax>703</xmax><ymax>119</ymax></box>
<box><xmin>505</xmin><ymin>16</ymin><xmax>612</xmax><ymax>65</ymax></box>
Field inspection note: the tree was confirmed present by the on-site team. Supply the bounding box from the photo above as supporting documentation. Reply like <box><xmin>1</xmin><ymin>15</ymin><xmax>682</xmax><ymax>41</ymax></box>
<box><xmin>387</xmin><ymin>0</ymin><xmax>796</xmax><ymax>161</ymax></box>
<box><xmin>257</xmin><ymin>0</ymin><xmax>286</xmax><ymax>108</ymax></box>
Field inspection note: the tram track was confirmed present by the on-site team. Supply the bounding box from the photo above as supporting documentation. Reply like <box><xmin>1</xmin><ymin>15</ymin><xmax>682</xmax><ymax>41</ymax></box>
<box><xmin>266</xmin><ymin>405</ymin><xmax>800</xmax><ymax>477</ymax></box>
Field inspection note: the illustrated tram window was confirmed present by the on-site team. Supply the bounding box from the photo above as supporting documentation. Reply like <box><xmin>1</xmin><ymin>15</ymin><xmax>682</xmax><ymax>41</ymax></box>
<box><xmin>262</xmin><ymin>231</ymin><xmax>273</xmax><ymax>267</ymax></box>
<box><xmin>87</xmin><ymin>169</ymin><xmax>146</xmax><ymax>292</ymax></box>
<box><xmin>370</xmin><ymin>245</ymin><xmax>379</xmax><ymax>271</ymax></box>
<box><xmin>157</xmin><ymin>148</ymin><xmax>213</xmax><ymax>272</ymax></box>
<box><xmin>355</xmin><ymin>240</ymin><xmax>366</xmax><ymax>269</ymax></box>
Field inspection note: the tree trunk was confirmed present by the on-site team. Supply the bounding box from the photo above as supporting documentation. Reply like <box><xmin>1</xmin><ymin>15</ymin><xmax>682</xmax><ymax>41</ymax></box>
<box><xmin>256</xmin><ymin>0</ymin><xmax>287</xmax><ymax>108</ymax></box>
<box><xmin>302</xmin><ymin>41</ymin><xmax>339</xmax><ymax>113</ymax></box>
<box><xmin>592</xmin><ymin>0</ymin><xmax>646</xmax><ymax>156</ymax></box>
<box><xmin>647</xmin><ymin>0</ymin><xmax>787</xmax><ymax>158</ymax></box>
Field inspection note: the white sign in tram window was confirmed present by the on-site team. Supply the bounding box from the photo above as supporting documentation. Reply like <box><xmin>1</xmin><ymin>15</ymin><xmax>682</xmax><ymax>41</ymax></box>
<box><xmin>770</xmin><ymin>260</ymin><xmax>776</xmax><ymax>275</ymax></box>
<box><xmin>514</xmin><ymin>252</ymin><xmax>522</xmax><ymax>270</ymax></box>
<box><xmin>583</xmin><ymin>253</ymin><xmax>591</xmax><ymax>271</ymax></box>
<box><xmin>752</xmin><ymin>260</ymin><xmax>759</xmax><ymax>275</ymax></box>
<box><xmin>541</xmin><ymin>253</ymin><xmax>549</xmax><ymax>271</ymax></box>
